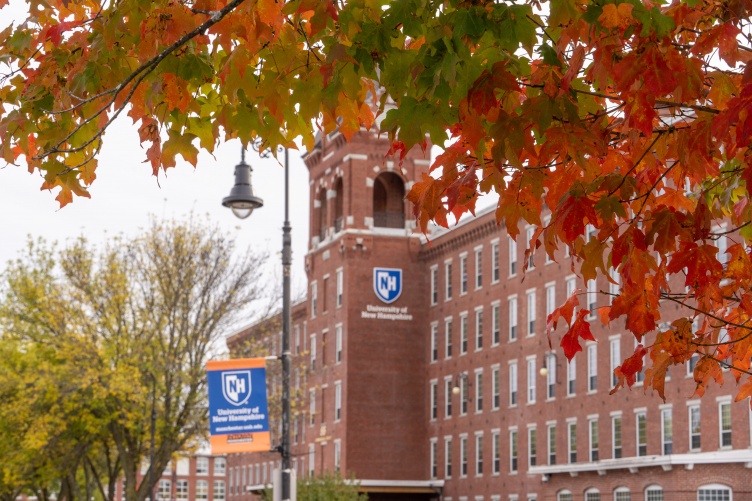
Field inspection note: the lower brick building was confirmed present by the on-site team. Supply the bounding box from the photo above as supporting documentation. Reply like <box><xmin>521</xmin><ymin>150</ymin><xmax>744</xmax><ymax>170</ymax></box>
<box><xmin>225</xmin><ymin>124</ymin><xmax>752</xmax><ymax>501</ymax></box>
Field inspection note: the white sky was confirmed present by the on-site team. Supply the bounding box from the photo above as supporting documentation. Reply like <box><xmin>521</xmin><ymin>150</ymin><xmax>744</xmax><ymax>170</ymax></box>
<box><xmin>0</xmin><ymin>1</ymin><xmax>311</xmax><ymax>327</ymax></box>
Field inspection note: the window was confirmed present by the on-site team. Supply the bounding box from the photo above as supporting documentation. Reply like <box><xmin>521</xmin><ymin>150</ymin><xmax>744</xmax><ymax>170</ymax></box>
<box><xmin>527</xmin><ymin>357</ymin><xmax>536</xmax><ymax>403</ymax></box>
<box><xmin>176</xmin><ymin>480</ymin><xmax>188</xmax><ymax>500</ymax></box>
<box><xmin>526</xmin><ymin>226</ymin><xmax>536</xmax><ymax>269</ymax></box>
<box><xmin>445</xmin><ymin>437</ymin><xmax>453</xmax><ymax>477</ymax></box>
<box><xmin>214</xmin><ymin>481</ymin><xmax>226</xmax><ymax>501</ymax></box>
<box><xmin>309</xmin><ymin>389</ymin><xmax>316</xmax><ymax>426</ymax></box>
<box><xmin>460</xmin><ymin>435</ymin><xmax>468</xmax><ymax>477</ymax></box>
<box><xmin>308</xmin><ymin>444</ymin><xmax>315</xmax><ymax>475</ymax></box>
<box><xmin>545</xmin><ymin>352</ymin><xmax>556</xmax><ymax>399</ymax></box>
<box><xmin>445</xmin><ymin>378</ymin><xmax>453</xmax><ymax>418</ymax></box>
<box><xmin>492</xmin><ymin>302</ymin><xmax>501</xmax><ymax>345</ymax></box>
<box><xmin>335</xmin><ymin>381</ymin><xmax>342</xmax><ymax>421</ymax></box>
<box><xmin>431</xmin><ymin>323</ymin><xmax>439</xmax><ymax>362</ymax></box>
<box><xmin>698</xmin><ymin>485</ymin><xmax>732</xmax><ymax>501</ymax></box>
<box><xmin>661</xmin><ymin>407</ymin><xmax>672</xmax><ymax>455</ymax></box>
<box><xmin>510</xmin><ymin>429</ymin><xmax>518</xmax><ymax>472</ymax></box>
<box><xmin>196</xmin><ymin>457</ymin><xmax>209</xmax><ymax>475</ymax></box>
<box><xmin>645</xmin><ymin>486</ymin><xmax>663</xmax><ymax>501</ymax></box>
<box><xmin>476</xmin><ymin>308</ymin><xmax>484</xmax><ymax>350</ymax></box>
<box><xmin>610</xmin><ymin>337</ymin><xmax>621</xmax><ymax>388</ymax></box>
<box><xmin>609</xmin><ymin>268</ymin><xmax>620</xmax><ymax>304</ymax></box>
<box><xmin>588</xmin><ymin>344</ymin><xmax>597</xmax><ymax>392</ymax></box>
<box><xmin>158</xmin><ymin>480</ymin><xmax>171</xmax><ymax>501</ymax></box>
<box><xmin>431</xmin><ymin>265</ymin><xmax>438</xmax><ymax>305</ymax></box>
<box><xmin>689</xmin><ymin>404</ymin><xmax>701</xmax><ymax>450</ymax></box>
<box><xmin>492</xmin><ymin>366</ymin><xmax>500</xmax><ymax>410</ymax></box>
<box><xmin>476</xmin><ymin>246</ymin><xmax>483</xmax><ymax>289</ymax></box>
<box><xmin>547</xmin><ymin>424</ymin><xmax>556</xmax><ymax>465</ymax></box>
<box><xmin>335</xmin><ymin>324</ymin><xmax>343</xmax><ymax>363</ymax></box>
<box><xmin>475</xmin><ymin>371</ymin><xmax>484</xmax><ymax>412</ymax></box>
<box><xmin>567</xmin><ymin>358</ymin><xmax>576</xmax><ymax>396</ymax></box>
<box><xmin>196</xmin><ymin>480</ymin><xmax>209</xmax><ymax>501</ymax></box>
<box><xmin>635</xmin><ymin>338</ymin><xmax>646</xmax><ymax>384</ymax></box>
<box><xmin>430</xmin><ymin>380</ymin><xmax>438</xmax><ymax>420</ymax></box>
<box><xmin>336</xmin><ymin>268</ymin><xmax>343</xmax><ymax>307</ymax></box>
<box><xmin>587</xmin><ymin>279</ymin><xmax>597</xmax><ymax>316</ymax></box>
<box><xmin>589</xmin><ymin>418</ymin><xmax>599</xmax><ymax>461</ymax></box>
<box><xmin>568</xmin><ymin>422</ymin><xmax>577</xmax><ymax>463</ymax></box>
<box><xmin>430</xmin><ymin>439</ymin><xmax>438</xmax><ymax>479</ymax></box>
<box><xmin>528</xmin><ymin>426</ymin><xmax>537</xmax><ymax>466</ymax></box>
<box><xmin>614</xmin><ymin>490</ymin><xmax>630</xmax><ymax>501</ymax></box>
<box><xmin>334</xmin><ymin>440</ymin><xmax>341</xmax><ymax>470</ymax></box>
<box><xmin>445</xmin><ymin>318</ymin><xmax>453</xmax><ymax>358</ymax></box>
<box><xmin>445</xmin><ymin>261</ymin><xmax>453</xmax><ymax>300</ymax></box>
<box><xmin>311</xmin><ymin>281</ymin><xmax>318</xmax><ymax>318</ymax></box>
<box><xmin>492</xmin><ymin>240</ymin><xmax>500</xmax><ymax>282</ymax></box>
<box><xmin>460</xmin><ymin>313</ymin><xmax>468</xmax><ymax>354</ymax></box>
<box><xmin>476</xmin><ymin>433</ymin><xmax>484</xmax><ymax>475</ymax></box>
<box><xmin>585</xmin><ymin>489</ymin><xmax>600</xmax><ymax>501</ymax></box>
<box><xmin>460</xmin><ymin>254</ymin><xmax>468</xmax><ymax>295</ymax></box>
<box><xmin>461</xmin><ymin>375</ymin><xmax>469</xmax><ymax>415</ymax></box>
<box><xmin>509</xmin><ymin>295</ymin><xmax>518</xmax><ymax>341</ymax></box>
<box><xmin>310</xmin><ymin>334</ymin><xmax>317</xmax><ymax>370</ymax></box>
<box><xmin>214</xmin><ymin>457</ymin><xmax>226</xmax><ymax>476</ymax></box>
<box><xmin>612</xmin><ymin>415</ymin><xmax>622</xmax><ymax>459</ymax></box>
<box><xmin>546</xmin><ymin>282</ymin><xmax>556</xmax><ymax>316</ymax></box>
<box><xmin>527</xmin><ymin>290</ymin><xmax>536</xmax><ymax>336</ymax></box>
<box><xmin>510</xmin><ymin>361</ymin><xmax>518</xmax><ymax>406</ymax></box>
<box><xmin>295</xmin><ymin>325</ymin><xmax>301</xmax><ymax>355</ymax></box>
<box><xmin>558</xmin><ymin>491</ymin><xmax>573</xmax><ymax>501</ymax></box>
<box><xmin>509</xmin><ymin>237</ymin><xmax>517</xmax><ymax>276</ymax></box>
<box><xmin>492</xmin><ymin>431</ymin><xmax>501</xmax><ymax>474</ymax></box>
<box><xmin>719</xmin><ymin>400</ymin><xmax>732</xmax><ymax>448</ymax></box>
<box><xmin>636</xmin><ymin>411</ymin><xmax>647</xmax><ymax>456</ymax></box>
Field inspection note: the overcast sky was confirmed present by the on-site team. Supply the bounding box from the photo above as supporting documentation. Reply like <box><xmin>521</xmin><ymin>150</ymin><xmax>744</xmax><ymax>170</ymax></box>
<box><xmin>0</xmin><ymin>1</ymin><xmax>311</xmax><ymax>327</ymax></box>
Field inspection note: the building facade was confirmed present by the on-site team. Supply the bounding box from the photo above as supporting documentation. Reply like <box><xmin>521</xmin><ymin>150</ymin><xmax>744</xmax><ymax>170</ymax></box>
<box><xmin>226</xmin><ymin>124</ymin><xmax>752</xmax><ymax>501</ymax></box>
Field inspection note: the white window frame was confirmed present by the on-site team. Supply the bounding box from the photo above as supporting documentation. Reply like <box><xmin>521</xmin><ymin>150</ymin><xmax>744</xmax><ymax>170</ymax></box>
<box><xmin>527</xmin><ymin>289</ymin><xmax>536</xmax><ymax>336</ymax></box>
<box><xmin>567</xmin><ymin>357</ymin><xmax>576</xmax><ymax>396</ymax></box>
<box><xmin>475</xmin><ymin>245</ymin><xmax>483</xmax><ymax>290</ymax></box>
<box><xmin>430</xmin><ymin>438</ymin><xmax>438</xmax><ymax>479</ymax></box>
<box><xmin>430</xmin><ymin>379</ymin><xmax>438</xmax><ymax>421</ymax></box>
<box><xmin>635</xmin><ymin>409</ymin><xmax>647</xmax><ymax>456</ymax></box>
<box><xmin>567</xmin><ymin>419</ymin><xmax>577</xmax><ymax>463</ymax></box>
<box><xmin>491</xmin><ymin>238</ymin><xmax>500</xmax><ymax>283</ymax></box>
<box><xmin>335</xmin><ymin>380</ymin><xmax>342</xmax><ymax>422</ymax></box>
<box><xmin>528</xmin><ymin>425</ymin><xmax>537</xmax><ymax>467</ymax></box>
<box><xmin>546</xmin><ymin>282</ymin><xmax>556</xmax><ymax>316</ymax></box>
<box><xmin>460</xmin><ymin>434</ymin><xmax>468</xmax><ymax>477</ymax></box>
<box><xmin>612</xmin><ymin>412</ymin><xmax>622</xmax><ymax>459</ymax></box>
<box><xmin>431</xmin><ymin>322</ymin><xmax>439</xmax><ymax>362</ymax></box>
<box><xmin>547</xmin><ymin>422</ymin><xmax>556</xmax><ymax>465</ymax></box>
<box><xmin>509</xmin><ymin>427</ymin><xmax>518</xmax><ymax>473</ymax></box>
<box><xmin>697</xmin><ymin>484</ymin><xmax>732</xmax><ymax>501</ymax></box>
<box><xmin>445</xmin><ymin>436</ymin><xmax>453</xmax><ymax>478</ymax></box>
<box><xmin>445</xmin><ymin>259</ymin><xmax>453</xmax><ymax>301</ymax></box>
<box><xmin>492</xmin><ymin>300</ymin><xmax>501</xmax><ymax>346</ymax></box>
<box><xmin>509</xmin><ymin>236</ymin><xmax>517</xmax><ymax>276</ymax></box>
<box><xmin>509</xmin><ymin>360</ymin><xmax>518</xmax><ymax>407</ymax></box>
<box><xmin>688</xmin><ymin>402</ymin><xmax>701</xmax><ymax>451</ymax></box>
<box><xmin>509</xmin><ymin>295</ymin><xmax>518</xmax><ymax>341</ymax></box>
<box><xmin>527</xmin><ymin>356</ymin><xmax>536</xmax><ymax>404</ymax></box>
<box><xmin>475</xmin><ymin>306</ymin><xmax>484</xmax><ymax>351</ymax></box>
<box><xmin>526</xmin><ymin>226</ymin><xmax>536</xmax><ymax>270</ymax></box>
<box><xmin>430</xmin><ymin>265</ymin><xmax>438</xmax><ymax>306</ymax></box>
<box><xmin>661</xmin><ymin>406</ymin><xmax>672</xmax><ymax>455</ymax></box>
<box><xmin>492</xmin><ymin>429</ymin><xmax>501</xmax><ymax>475</ymax></box>
<box><xmin>475</xmin><ymin>432</ymin><xmax>484</xmax><ymax>476</ymax></box>
<box><xmin>445</xmin><ymin>317</ymin><xmax>453</xmax><ymax>359</ymax></box>
<box><xmin>311</xmin><ymin>281</ymin><xmax>318</xmax><ymax>318</ymax></box>
<box><xmin>719</xmin><ymin>397</ymin><xmax>732</xmax><ymax>449</ymax></box>
<box><xmin>335</xmin><ymin>324</ymin><xmax>343</xmax><ymax>364</ymax></box>
<box><xmin>588</xmin><ymin>417</ymin><xmax>599</xmax><ymax>462</ymax></box>
<box><xmin>336</xmin><ymin>267</ymin><xmax>343</xmax><ymax>308</ymax></box>
<box><xmin>460</xmin><ymin>312</ymin><xmax>469</xmax><ymax>355</ymax></box>
<box><xmin>587</xmin><ymin>343</ymin><xmax>598</xmax><ymax>393</ymax></box>
<box><xmin>492</xmin><ymin>364</ymin><xmax>500</xmax><ymax>410</ymax></box>
<box><xmin>475</xmin><ymin>369</ymin><xmax>484</xmax><ymax>413</ymax></box>
<box><xmin>445</xmin><ymin>377</ymin><xmax>453</xmax><ymax>418</ymax></box>
<box><xmin>459</xmin><ymin>252</ymin><xmax>468</xmax><ymax>295</ymax></box>
<box><xmin>610</xmin><ymin>335</ymin><xmax>621</xmax><ymax>388</ymax></box>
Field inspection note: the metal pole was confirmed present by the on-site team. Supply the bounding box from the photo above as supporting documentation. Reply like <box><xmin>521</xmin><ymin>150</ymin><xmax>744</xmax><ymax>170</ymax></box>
<box><xmin>281</xmin><ymin>147</ymin><xmax>292</xmax><ymax>501</ymax></box>
<box><xmin>150</xmin><ymin>374</ymin><xmax>156</xmax><ymax>501</ymax></box>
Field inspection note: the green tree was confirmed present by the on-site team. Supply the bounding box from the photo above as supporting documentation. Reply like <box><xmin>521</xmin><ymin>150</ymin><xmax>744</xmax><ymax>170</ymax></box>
<box><xmin>0</xmin><ymin>219</ymin><xmax>266</xmax><ymax>501</ymax></box>
<box><xmin>263</xmin><ymin>472</ymin><xmax>367</xmax><ymax>501</ymax></box>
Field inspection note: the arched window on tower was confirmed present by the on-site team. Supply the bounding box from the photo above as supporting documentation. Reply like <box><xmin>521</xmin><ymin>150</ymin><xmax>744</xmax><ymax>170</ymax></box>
<box><xmin>318</xmin><ymin>188</ymin><xmax>328</xmax><ymax>241</ymax></box>
<box><xmin>333</xmin><ymin>177</ymin><xmax>344</xmax><ymax>233</ymax></box>
<box><xmin>373</xmin><ymin>172</ymin><xmax>405</xmax><ymax>228</ymax></box>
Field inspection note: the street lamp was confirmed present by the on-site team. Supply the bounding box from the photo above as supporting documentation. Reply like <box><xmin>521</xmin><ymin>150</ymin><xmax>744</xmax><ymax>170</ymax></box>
<box><xmin>223</xmin><ymin>141</ymin><xmax>292</xmax><ymax>501</ymax></box>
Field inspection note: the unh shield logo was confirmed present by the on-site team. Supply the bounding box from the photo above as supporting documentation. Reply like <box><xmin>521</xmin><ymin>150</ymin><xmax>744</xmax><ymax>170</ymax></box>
<box><xmin>222</xmin><ymin>370</ymin><xmax>252</xmax><ymax>406</ymax></box>
<box><xmin>373</xmin><ymin>268</ymin><xmax>402</xmax><ymax>304</ymax></box>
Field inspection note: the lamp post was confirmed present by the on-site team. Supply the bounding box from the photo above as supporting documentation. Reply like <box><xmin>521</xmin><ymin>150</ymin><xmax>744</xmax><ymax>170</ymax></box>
<box><xmin>222</xmin><ymin>143</ymin><xmax>292</xmax><ymax>501</ymax></box>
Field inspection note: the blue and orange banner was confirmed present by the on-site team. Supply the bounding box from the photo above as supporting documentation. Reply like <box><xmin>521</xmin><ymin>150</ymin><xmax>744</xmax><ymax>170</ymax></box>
<box><xmin>206</xmin><ymin>358</ymin><xmax>271</xmax><ymax>454</ymax></box>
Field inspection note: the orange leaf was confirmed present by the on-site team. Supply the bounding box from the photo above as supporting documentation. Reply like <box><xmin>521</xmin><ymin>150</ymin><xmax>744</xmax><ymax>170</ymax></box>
<box><xmin>610</xmin><ymin>343</ymin><xmax>647</xmax><ymax>394</ymax></box>
<box><xmin>644</xmin><ymin>350</ymin><xmax>673</xmax><ymax>402</ymax></box>
<box><xmin>560</xmin><ymin>309</ymin><xmax>596</xmax><ymax>361</ymax></box>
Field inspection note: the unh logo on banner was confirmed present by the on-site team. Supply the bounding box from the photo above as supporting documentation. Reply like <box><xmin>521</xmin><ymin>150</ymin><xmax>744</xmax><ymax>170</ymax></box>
<box><xmin>222</xmin><ymin>370</ymin><xmax>252</xmax><ymax>406</ymax></box>
<box><xmin>373</xmin><ymin>268</ymin><xmax>402</xmax><ymax>304</ymax></box>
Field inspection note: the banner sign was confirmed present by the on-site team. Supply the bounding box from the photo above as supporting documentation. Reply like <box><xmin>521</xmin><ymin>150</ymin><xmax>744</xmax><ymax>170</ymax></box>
<box><xmin>206</xmin><ymin>358</ymin><xmax>270</xmax><ymax>454</ymax></box>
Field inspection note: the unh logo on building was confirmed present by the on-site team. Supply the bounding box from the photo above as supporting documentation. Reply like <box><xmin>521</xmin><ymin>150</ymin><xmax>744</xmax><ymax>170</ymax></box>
<box><xmin>373</xmin><ymin>268</ymin><xmax>403</xmax><ymax>304</ymax></box>
<box><xmin>222</xmin><ymin>370</ymin><xmax>252</xmax><ymax>406</ymax></box>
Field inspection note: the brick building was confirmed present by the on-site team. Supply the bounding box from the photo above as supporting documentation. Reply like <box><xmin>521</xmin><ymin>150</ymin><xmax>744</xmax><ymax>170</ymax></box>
<box><xmin>225</xmin><ymin>123</ymin><xmax>752</xmax><ymax>501</ymax></box>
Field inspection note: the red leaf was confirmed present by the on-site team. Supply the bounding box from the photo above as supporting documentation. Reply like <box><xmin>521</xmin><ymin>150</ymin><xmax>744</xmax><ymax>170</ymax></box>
<box><xmin>560</xmin><ymin>309</ymin><xmax>595</xmax><ymax>361</ymax></box>
<box><xmin>610</xmin><ymin>343</ymin><xmax>647</xmax><ymax>394</ymax></box>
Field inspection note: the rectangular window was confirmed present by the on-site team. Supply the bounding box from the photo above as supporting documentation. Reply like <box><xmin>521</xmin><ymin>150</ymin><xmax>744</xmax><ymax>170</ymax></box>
<box><xmin>510</xmin><ymin>362</ymin><xmax>518</xmax><ymax>406</ymax></box>
<box><xmin>431</xmin><ymin>323</ymin><xmax>439</xmax><ymax>362</ymax></box>
<box><xmin>509</xmin><ymin>237</ymin><xmax>517</xmax><ymax>276</ymax></box>
<box><xmin>445</xmin><ymin>378</ymin><xmax>453</xmax><ymax>418</ymax></box>
<box><xmin>528</xmin><ymin>426</ymin><xmax>537</xmax><ymax>467</ymax></box>
<box><xmin>612</xmin><ymin>415</ymin><xmax>622</xmax><ymax>459</ymax></box>
<box><xmin>689</xmin><ymin>405</ymin><xmax>701</xmax><ymax>450</ymax></box>
<box><xmin>460</xmin><ymin>313</ymin><xmax>468</xmax><ymax>354</ymax></box>
<box><xmin>445</xmin><ymin>437</ymin><xmax>453</xmax><ymax>478</ymax></box>
<box><xmin>310</xmin><ymin>334</ymin><xmax>317</xmax><ymax>370</ymax></box>
<box><xmin>196</xmin><ymin>457</ymin><xmax>209</xmax><ymax>475</ymax></box>
<box><xmin>431</xmin><ymin>381</ymin><xmax>438</xmax><ymax>420</ymax></box>
<box><xmin>636</xmin><ymin>412</ymin><xmax>647</xmax><ymax>456</ymax></box>
<box><xmin>158</xmin><ymin>480</ymin><xmax>171</xmax><ymax>501</ymax></box>
<box><xmin>214</xmin><ymin>481</ymin><xmax>225</xmax><ymax>501</ymax></box>
<box><xmin>526</xmin><ymin>226</ymin><xmax>536</xmax><ymax>269</ymax></box>
<box><xmin>492</xmin><ymin>366</ymin><xmax>500</xmax><ymax>410</ymax></box>
<box><xmin>311</xmin><ymin>281</ymin><xmax>318</xmax><ymax>318</ymax></box>
<box><xmin>509</xmin><ymin>296</ymin><xmax>518</xmax><ymax>341</ymax></box>
<box><xmin>461</xmin><ymin>375</ymin><xmax>469</xmax><ymax>415</ymax></box>
<box><xmin>476</xmin><ymin>308</ymin><xmax>484</xmax><ymax>350</ymax></box>
<box><xmin>460</xmin><ymin>254</ymin><xmax>468</xmax><ymax>295</ymax></box>
<box><xmin>475</xmin><ymin>371</ymin><xmax>484</xmax><ymax>412</ymax></box>
<box><xmin>510</xmin><ymin>429</ymin><xmax>518</xmax><ymax>472</ymax></box>
<box><xmin>492</xmin><ymin>302</ymin><xmax>501</xmax><ymax>345</ymax></box>
<box><xmin>214</xmin><ymin>458</ymin><xmax>226</xmax><ymax>476</ymax></box>
<box><xmin>492</xmin><ymin>431</ymin><xmax>501</xmax><ymax>474</ymax></box>
<box><xmin>334</xmin><ymin>440</ymin><xmax>341</xmax><ymax>470</ymax></box>
<box><xmin>460</xmin><ymin>436</ymin><xmax>468</xmax><ymax>477</ymax></box>
<box><xmin>547</xmin><ymin>424</ymin><xmax>556</xmax><ymax>465</ymax></box>
<box><xmin>335</xmin><ymin>381</ymin><xmax>342</xmax><ymax>421</ymax></box>
<box><xmin>720</xmin><ymin>401</ymin><xmax>732</xmax><ymax>447</ymax></box>
<box><xmin>527</xmin><ymin>290</ymin><xmax>536</xmax><ymax>336</ymax></box>
<box><xmin>568</xmin><ymin>422</ymin><xmax>577</xmax><ymax>463</ymax></box>
<box><xmin>336</xmin><ymin>268</ymin><xmax>343</xmax><ymax>307</ymax></box>
<box><xmin>308</xmin><ymin>444</ymin><xmax>315</xmax><ymax>475</ymax></box>
<box><xmin>546</xmin><ymin>282</ymin><xmax>556</xmax><ymax>316</ymax></box>
<box><xmin>545</xmin><ymin>353</ymin><xmax>556</xmax><ymax>400</ymax></box>
<box><xmin>567</xmin><ymin>358</ymin><xmax>576</xmax><ymax>396</ymax></box>
<box><xmin>431</xmin><ymin>266</ymin><xmax>438</xmax><ymax>305</ymax></box>
<box><xmin>661</xmin><ymin>408</ymin><xmax>672</xmax><ymax>455</ymax></box>
<box><xmin>492</xmin><ymin>240</ymin><xmax>500</xmax><ymax>283</ymax></box>
<box><xmin>309</xmin><ymin>389</ymin><xmax>316</xmax><ymax>426</ymax></box>
<box><xmin>445</xmin><ymin>261</ymin><xmax>453</xmax><ymax>300</ymax></box>
<box><xmin>196</xmin><ymin>481</ymin><xmax>208</xmax><ymax>501</ymax></box>
<box><xmin>445</xmin><ymin>318</ymin><xmax>453</xmax><ymax>358</ymax></box>
<box><xmin>589</xmin><ymin>419</ymin><xmax>599</xmax><ymax>462</ymax></box>
<box><xmin>322</xmin><ymin>276</ymin><xmax>329</xmax><ymax>313</ymax></box>
<box><xmin>430</xmin><ymin>439</ymin><xmax>438</xmax><ymax>479</ymax></box>
<box><xmin>476</xmin><ymin>433</ymin><xmax>484</xmax><ymax>475</ymax></box>
<box><xmin>335</xmin><ymin>324</ymin><xmax>343</xmax><ymax>364</ymax></box>
<box><xmin>527</xmin><ymin>357</ymin><xmax>536</xmax><ymax>404</ymax></box>
<box><xmin>475</xmin><ymin>247</ymin><xmax>483</xmax><ymax>289</ymax></box>
<box><xmin>586</xmin><ymin>279</ymin><xmax>597</xmax><ymax>316</ymax></box>
<box><xmin>176</xmin><ymin>480</ymin><xmax>189</xmax><ymax>500</ymax></box>
<box><xmin>635</xmin><ymin>338</ymin><xmax>646</xmax><ymax>384</ymax></box>
<box><xmin>609</xmin><ymin>267</ymin><xmax>620</xmax><ymax>304</ymax></box>
<box><xmin>610</xmin><ymin>337</ymin><xmax>620</xmax><ymax>388</ymax></box>
<box><xmin>587</xmin><ymin>344</ymin><xmax>597</xmax><ymax>392</ymax></box>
